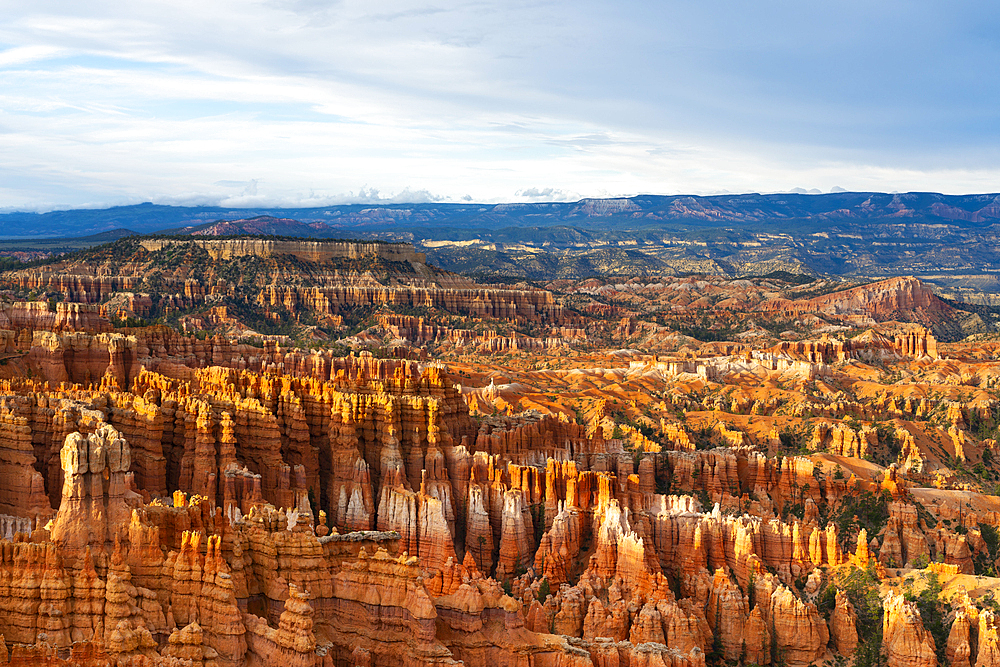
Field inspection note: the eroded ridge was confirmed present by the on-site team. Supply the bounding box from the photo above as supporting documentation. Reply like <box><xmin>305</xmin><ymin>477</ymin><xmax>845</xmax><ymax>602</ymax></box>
<box><xmin>0</xmin><ymin>245</ymin><xmax>997</xmax><ymax>666</ymax></box>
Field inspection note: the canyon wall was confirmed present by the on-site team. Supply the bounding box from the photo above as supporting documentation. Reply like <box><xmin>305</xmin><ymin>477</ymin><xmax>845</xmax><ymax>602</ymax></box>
<box><xmin>138</xmin><ymin>238</ymin><xmax>427</xmax><ymax>264</ymax></box>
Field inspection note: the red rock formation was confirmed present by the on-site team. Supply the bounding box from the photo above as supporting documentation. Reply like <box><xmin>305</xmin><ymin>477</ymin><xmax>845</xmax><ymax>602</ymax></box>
<box><xmin>743</xmin><ymin>605</ymin><xmax>770</xmax><ymax>665</ymax></box>
<box><xmin>976</xmin><ymin>610</ymin><xmax>1000</xmax><ymax>667</ymax></box>
<box><xmin>6</xmin><ymin>239</ymin><xmax>572</xmax><ymax>335</ymax></box>
<box><xmin>0</xmin><ymin>302</ymin><xmax>112</xmax><ymax>333</ymax></box>
<box><xmin>102</xmin><ymin>540</ymin><xmax>157</xmax><ymax>659</ymax></box>
<box><xmin>320</xmin><ymin>546</ymin><xmax>447</xmax><ymax>664</ymax></box>
<box><xmin>464</xmin><ymin>485</ymin><xmax>494</xmax><ymax>575</ymax></box>
<box><xmin>830</xmin><ymin>590</ymin><xmax>859</xmax><ymax>656</ymax></box>
<box><xmin>706</xmin><ymin>568</ymin><xmax>748</xmax><ymax>661</ymax></box>
<box><xmin>946</xmin><ymin>610</ymin><xmax>972</xmax><ymax>667</ymax></box>
<box><xmin>534</xmin><ymin>503</ymin><xmax>581</xmax><ymax>586</ymax></box>
<box><xmin>769</xmin><ymin>586</ymin><xmax>828</xmax><ymax>667</ymax></box>
<box><xmin>0</xmin><ymin>541</ymin><xmax>68</xmax><ymax>645</ymax></box>
<box><xmin>882</xmin><ymin>592</ymin><xmax>937</xmax><ymax>667</ymax></box>
<box><xmin>496</xmin><ymin>489</ymin><xmax>534</xmax><ymax>580</ymax></box>
<box><xmin>760</xmin><ymin>277</ymin><xmax>952</xmax><ymax>330</ymax></box>
<box><xmin>51</xmin><ymin>424</ymin><xmax>135</xmax><ymax>564</ymax></box>
<box><xmin>0</xmin><ymin>399</ymin><xmax>50</xmax><ymax>523</ymax></box>
<box><xmin>243</xmin><ymin>583</ymin><xmax>315</xmax><ymax>667</ymax></box>
<box><xmin>1</xmin><ymin>254</ymin><xmax>991</xmax><ymax>667</ymax></box>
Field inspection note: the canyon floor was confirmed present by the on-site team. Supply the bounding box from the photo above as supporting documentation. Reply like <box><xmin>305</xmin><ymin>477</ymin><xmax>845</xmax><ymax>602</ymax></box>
<box><xmin>0</xmin><ymin>236</ymin><xmax>995</xmax><ymax>666</ymax></box>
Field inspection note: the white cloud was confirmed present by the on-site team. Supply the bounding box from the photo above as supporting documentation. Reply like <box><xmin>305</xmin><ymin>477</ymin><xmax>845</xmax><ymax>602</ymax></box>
<box><xmin>0</xmin><ymin>45</ymin><xmax>65</xmax><ymax>67</ymax></box>
<box><xmin>515</xmin><ymin>187</ymin><xmax>578</xmax><ymax>202</ymax></box>
<box><xmin>0</xmin><ymin>1</ymin><xmax>997</xmax><ymax>211</ymax></box>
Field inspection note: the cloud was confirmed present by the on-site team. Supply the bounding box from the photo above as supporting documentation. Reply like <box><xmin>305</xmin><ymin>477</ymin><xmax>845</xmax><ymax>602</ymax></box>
<box><xmin>341</xmin><ymin>187</ymin><xmax>440</xmax><ymax>204</ymax></box>
<box><xmin>214</xmin><ymin>180</ymin><xmax>258</xmax><ymax>196</ymax></box>
<box><xmin>367</xmin><ymin>6</ymin><xmax>447</xmax><ymax>22</ymax></box>
<box><xmin>515</xmin><ymin>187</ymin><xmax>578</xmax><ymax>202</ymax></box>
<box><xmin>0</xmin><ymin>1</ymin><xmax>998</xmax><ymax>211</ymax></box>
<box><xmin>152</xmin><ymin>185</ymin><xmax>446</xmax><ymax>209</ymax></box>
<box><xmin>0</xmin><ymin>45</ymin><xmax>65</xmax><ymax>67</ymax></box>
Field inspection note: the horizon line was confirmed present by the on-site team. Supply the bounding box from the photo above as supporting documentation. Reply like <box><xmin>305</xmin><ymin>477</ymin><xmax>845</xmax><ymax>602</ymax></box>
<box><xmin>4</xmin><ymin>189</ymin><xmax>1000</xmax><ymax>216</ymax></box>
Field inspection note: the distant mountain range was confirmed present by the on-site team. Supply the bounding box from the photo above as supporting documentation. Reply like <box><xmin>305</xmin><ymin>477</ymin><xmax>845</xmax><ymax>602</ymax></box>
<box><xmin>6</xmin><ymin>192</ymin><xmax>1000</xmax><ymax>299</ymax></box>
<box><xmin>3</xmin><ymin>191</ymin><xmax>1000</xmax><ymax>239</ymax></box>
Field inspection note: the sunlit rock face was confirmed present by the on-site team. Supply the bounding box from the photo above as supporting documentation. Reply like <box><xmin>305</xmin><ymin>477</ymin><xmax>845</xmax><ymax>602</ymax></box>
<box><xmin>0</xmin><ymin>249</ymin><xmax>999</xmax><ymax>666</ymax></box>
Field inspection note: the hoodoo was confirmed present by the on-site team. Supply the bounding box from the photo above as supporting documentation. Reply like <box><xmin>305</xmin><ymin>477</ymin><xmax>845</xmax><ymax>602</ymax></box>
<box><xmin>0</xmin><ymin>234</ymin><xmax>993</xmax><ymax>666</ymax></box>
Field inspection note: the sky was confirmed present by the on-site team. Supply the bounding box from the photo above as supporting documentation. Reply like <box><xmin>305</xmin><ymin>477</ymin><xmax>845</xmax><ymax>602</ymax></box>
<box><xmin>0</xmin><ymin>0</ymin><xmax>998</xmax><ymax>211</ymax></box>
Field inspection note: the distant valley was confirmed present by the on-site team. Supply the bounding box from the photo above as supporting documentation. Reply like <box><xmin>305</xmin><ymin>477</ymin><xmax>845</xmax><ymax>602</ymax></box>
<box><xmin>4</xmin><ymin>192</ymin><xmax>1000</xmax><ymax>303</ymax></box>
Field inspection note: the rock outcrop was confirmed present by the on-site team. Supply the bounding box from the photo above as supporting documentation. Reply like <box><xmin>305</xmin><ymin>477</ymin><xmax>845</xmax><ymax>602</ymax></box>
<box><xmin>882</xmin><ymin>593</ymin><xmax>937</xmax><ymax>667</ymax></box>
<box><xmin>51</xmin><ymin>424</ymin><xmax>134</xmax><ymax>563</ymax></box>
<box><xmin>830</xmin><ymin>590</ymin><xmax>859</xmax><ymax>657</ymax></box>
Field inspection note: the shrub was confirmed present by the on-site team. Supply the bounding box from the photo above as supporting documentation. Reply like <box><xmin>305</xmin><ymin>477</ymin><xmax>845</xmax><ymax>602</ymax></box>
<box><xmin>832</xmin><ymin>490</ymin><xmax>890</xmax><ymax>546</ymax></box>
<box><xmin>536</xmin><ymin>578</ymin><xmax>550</xmax><ymax>602</ymax></box>
<box><xmin>836</xmin><ymin>565</ymin><xmax>884</xmax><ymax>667</ymax></box>
<box><xmin>817</xmin><ymin>584</ymin><xmax>837</xmax><ymax>619</ymax></box>
<box><xmin>904</xmin><ymin>573</ymin><xmax>948</xmax><ymax>664</ymax></box>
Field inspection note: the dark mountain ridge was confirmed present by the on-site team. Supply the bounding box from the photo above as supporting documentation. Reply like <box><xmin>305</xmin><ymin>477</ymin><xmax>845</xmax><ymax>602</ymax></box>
<box><xmin>3</xmin><ymin>191</ymin><xmax>1000</xmax><ymax>239</ymax></box>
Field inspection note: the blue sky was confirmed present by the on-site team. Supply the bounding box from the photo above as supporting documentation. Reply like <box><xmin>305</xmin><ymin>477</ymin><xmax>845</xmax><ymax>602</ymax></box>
<box><xmin>1</xmin><ymin>0</ymin><xmax>998</xmax><ymax>211</ymax></box>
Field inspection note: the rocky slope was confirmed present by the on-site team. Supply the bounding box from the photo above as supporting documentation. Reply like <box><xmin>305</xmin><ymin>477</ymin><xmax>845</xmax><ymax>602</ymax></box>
<box><xmin>2</xmin><ymin>239</ymin><xmax>1000</xmax><ymax>665</ymax></box>
<box><xmin>0</xmin><ymin>237</ymin><xmax>573</xmax><ymax>340</ymax></box>
<box><xmin>0</xmin><ymin>317</ymin><xmax>985</xmax><ymax>667</ymax></box>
